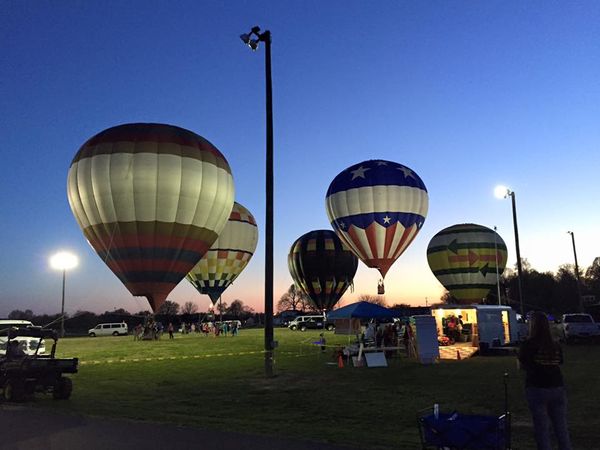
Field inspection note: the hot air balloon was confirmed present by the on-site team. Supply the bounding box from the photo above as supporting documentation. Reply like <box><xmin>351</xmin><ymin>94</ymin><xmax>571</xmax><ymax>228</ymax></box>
<box><xmin>288</xmin><ymin>229</ymin><xmax>358</xmax><ymax>312</ymax></box>
<box><xmin>186</xmin><ymin>202</ymin><xmax>258</xmax><ymax>305</ymax></box>
<box><xmin>67</xmin><ymin>123</ymin><xmax>235</xmax><ymax>312</ymax></box>
<box><xmin>325</xmin><ymin>159</ymin><xmax>428</xmax><ymax>293</ymax></box>
<box><xmin>426</xmin><ymin>223</ymin><xmax>508</xmax><ymax>304</ymax></box>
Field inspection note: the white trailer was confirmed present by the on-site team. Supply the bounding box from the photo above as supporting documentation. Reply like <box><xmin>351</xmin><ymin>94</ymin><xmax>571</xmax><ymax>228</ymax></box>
<box><xmin>431</xmin><ymin>304</ymin><xmax>520</xmax><ymax>349</ymax></box>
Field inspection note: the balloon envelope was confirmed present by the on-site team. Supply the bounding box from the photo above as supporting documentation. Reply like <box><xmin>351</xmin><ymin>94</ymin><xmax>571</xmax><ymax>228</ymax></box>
<box><xmin>325</xmin><ymin>159</ymin><xmax>428</xmax><ymax>278</ymax></box>
<box><xmin>67</xmin><ymin>123</ymin><xmax>235</xmax><ymax>312</ymax></box>
<box><xmin>186</xmin><ymin>202</ymin><xmax>258</xmax><ymax>304</ymax></box>
<box><xmin>427</xmin><ymin>223</ymin><xmax>508</xmax><ymax>303</ymax></box>
<box><xmin>288</xmin><ymin>229</ymin><xmax>358</xmax><ymax>312</ymax></box>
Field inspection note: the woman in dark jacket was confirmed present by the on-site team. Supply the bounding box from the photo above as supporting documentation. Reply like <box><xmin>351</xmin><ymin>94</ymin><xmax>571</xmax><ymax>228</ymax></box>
<box><xmin>518</xmin><ymin>311</ymin><xmax>572</xmax><ymax>450</ymax></box>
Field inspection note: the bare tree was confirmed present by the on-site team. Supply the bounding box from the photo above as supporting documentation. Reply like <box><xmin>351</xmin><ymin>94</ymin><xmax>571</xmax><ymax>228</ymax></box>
<box><xmin>277</xmin><ymin>284</ymin><xmax>312</xmax><ymax>312</ymax></box>
<box><xmin>226</xmin><ymin>299</ymin><xmax>254</xmax><ymax>317</ymax></box>
<box><xmin>157</xmin><ymin>301</ymin><xmax>180</xmax><ymax>316</ymax></box>
<box><xmin>181</xmin><ymin>301</ymin><xmax>199</xmax><ymax>315</ymax></box>
<box><xmin>356</xmin><ymin>294</ymin><xmax>387</xmax><ymax>306</ymax></box>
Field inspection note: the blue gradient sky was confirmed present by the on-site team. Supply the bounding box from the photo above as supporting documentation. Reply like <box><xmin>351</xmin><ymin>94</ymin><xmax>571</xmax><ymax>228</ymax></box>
<box><xmin>1</xmin><ymin>1</ymin><xmax>599</xmax><ymax>315</ymax></box>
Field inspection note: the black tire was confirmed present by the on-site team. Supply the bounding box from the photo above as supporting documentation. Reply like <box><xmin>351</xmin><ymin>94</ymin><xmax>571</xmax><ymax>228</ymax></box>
<box><xmin>300</xmin><ymin>325</ymin><xmax>307</xmax><ymax>332</ymax></box>
<box><xmin>326</xmin><ymin>324</ymin><xmax>335</xmax><ymax>331</ymax></box>
<box><xmin>289</xmin><ymin>325</ymin><xmax>297</xmax><ymax>331</ymax></box>
<box><xmin>89</xmin><ymin>332</ymin><xmax>96</xmax><ymax>337</ymax></box>
<box><xmin>3</xmin><ymin>380</ymin><xmax>25</xmax><ymax>402</ymax></box>
<box><xmin>112</xmin><ymin>331</ymin><xmax>119</xmax><ymax>336</ymax></box>
<box><xmin>53</xmin><ymin>377</ymin><xmax>73</xmax><ymax>400</ymax></box>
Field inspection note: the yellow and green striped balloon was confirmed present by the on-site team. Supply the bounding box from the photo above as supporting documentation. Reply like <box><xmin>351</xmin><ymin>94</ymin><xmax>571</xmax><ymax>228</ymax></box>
<box><xmin>427</xmin><ymin>223</ymin><xmax>508</xmax><ymax>303</ymax></box>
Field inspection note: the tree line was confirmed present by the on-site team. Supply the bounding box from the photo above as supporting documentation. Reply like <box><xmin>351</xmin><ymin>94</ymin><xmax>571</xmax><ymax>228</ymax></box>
<box><xmin>7</xmin><ymin>298</ymin><xmax>256</xmax><ymax>335</ymax></box>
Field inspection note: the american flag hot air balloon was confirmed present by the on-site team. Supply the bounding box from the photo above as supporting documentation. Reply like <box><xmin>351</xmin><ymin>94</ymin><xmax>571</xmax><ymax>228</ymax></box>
<box><xmin>325</xmin><ymin>159</ymin><xmax>428</xmax><ymax>293</ymax></box>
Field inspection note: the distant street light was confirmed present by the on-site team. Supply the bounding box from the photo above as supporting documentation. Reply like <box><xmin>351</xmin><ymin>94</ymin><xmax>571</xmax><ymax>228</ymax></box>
<box><xmin>240</xmin><ymin>25</ymin><xmax>275</xmax><ymax>377</ymax></box>
<box><xmin>494</xmin><ymin>186</ymin><xmax>524</xmax><ymax>316</ymax></box>
<box><xmin>50</xmin><ymin>251</ymin><xmax>78</xmax><ymax>338</ymax></box>
<box><xmin>567</xmin><ymin>231</ymin><xmax>584</xmax><ymax>312</ymax></box>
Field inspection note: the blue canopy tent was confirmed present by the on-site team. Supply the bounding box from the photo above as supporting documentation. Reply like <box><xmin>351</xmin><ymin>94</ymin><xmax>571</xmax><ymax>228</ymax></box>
<box><xmin>328</xmin><ymin>301</ymin><xmax>396</xmax><ymax>320</ymax></box>
<box><xmin>328</xmin><ymin>301</ymin><xmax>396</xmax><ymax>335</ymax></box>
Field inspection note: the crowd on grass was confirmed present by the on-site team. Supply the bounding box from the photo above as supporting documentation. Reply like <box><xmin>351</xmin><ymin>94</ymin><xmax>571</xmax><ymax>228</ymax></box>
<box><xmin>132</xmin><ymin>318</ymin><xmax>240</xmax><ymax>341</ymax></box>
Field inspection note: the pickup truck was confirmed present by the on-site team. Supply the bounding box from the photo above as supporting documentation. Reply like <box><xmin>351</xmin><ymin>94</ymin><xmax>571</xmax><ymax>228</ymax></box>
<box><xmin>559</xmin><ymin>313</ymin><xmax>600</xmax><ymax>343</ymax></box>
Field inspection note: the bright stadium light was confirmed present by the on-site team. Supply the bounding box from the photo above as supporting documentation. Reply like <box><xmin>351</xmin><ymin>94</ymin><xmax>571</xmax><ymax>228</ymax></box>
<box><xmin>50</xmin><ymin>251</ymin><xmax>79</xmax><ymax>337</ymax></box>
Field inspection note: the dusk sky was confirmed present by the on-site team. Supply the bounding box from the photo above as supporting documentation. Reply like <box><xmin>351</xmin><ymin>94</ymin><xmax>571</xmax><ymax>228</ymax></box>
<box><xmin>1</xmin><ymin>1</ymin><xmax>599</xmax><ymax>316</ymax></box>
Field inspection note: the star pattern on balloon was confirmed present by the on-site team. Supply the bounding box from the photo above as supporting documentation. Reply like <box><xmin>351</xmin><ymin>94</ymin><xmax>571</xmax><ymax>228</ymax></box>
<box><xmin>398</xmin><ymin>166</ymin><xmax>415</xmax><ymax>178</ymax></box>
<box><xmin>350</xmin><ymin>165</ymin><xmax>370</xmax><ymax>180</ymax></box>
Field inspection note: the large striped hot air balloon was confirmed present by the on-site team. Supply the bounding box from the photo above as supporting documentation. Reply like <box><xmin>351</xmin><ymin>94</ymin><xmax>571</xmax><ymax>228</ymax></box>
<box><xmin>186</xmin><ymin>202</ymin><xmax>258</xmax><ymax>305</ymax></box>
<box><xmin>288</xmin><ymin>229</ymin><xmax>358</xmax><ymax>312</ymax></box>
<box><xmin>325</xmin><ymin>159</ymin><xmax>428</xmax><ymax>292</ymax></box>
<box><xmin>67</xmin><ymin>123</ymin><xmax>235</xmax><ymax>312</ymax></box>
<box><xmin>427</xmin><ymin>223</ymin><xmax>508</xmax><ymax>303</ymax></box>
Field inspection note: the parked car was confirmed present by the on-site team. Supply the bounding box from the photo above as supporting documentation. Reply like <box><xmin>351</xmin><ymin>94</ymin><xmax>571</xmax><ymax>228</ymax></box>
<box><xmin>0</xmin><ymin>320</ymin><xmax>46</xmax><ymax>356</ymax></box>
<box><xmin>88</xmin><ymin>322</ymin><xmax>128</xmax><ymax>337</ymax></box>
<box><xmin>288</xmin><ymin>315</ymin><xmax>335</xmax><ymax>332</ymax></box>
<box><xmin>559</xmin><ymin>313</ymin><xmax>600</xmax><ymax>343</ymax></box>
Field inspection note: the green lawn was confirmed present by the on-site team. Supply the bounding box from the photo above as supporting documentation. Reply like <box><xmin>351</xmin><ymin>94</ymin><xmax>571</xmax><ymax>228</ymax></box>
<box><xmin>35</xmin><ymin>328</ymin><xmax>599</xmax><ymax>449</ymax></box>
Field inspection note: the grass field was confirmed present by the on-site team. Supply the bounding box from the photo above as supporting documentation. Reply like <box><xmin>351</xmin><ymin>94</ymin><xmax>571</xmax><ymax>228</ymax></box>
<box><xmin>35</xmin><ymin>328</ymin><xmax>600</xmax><ymax>449</ymax></box>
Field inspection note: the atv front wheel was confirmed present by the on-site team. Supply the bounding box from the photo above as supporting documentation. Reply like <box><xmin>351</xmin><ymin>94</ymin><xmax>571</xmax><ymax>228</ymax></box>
<box><xmin>53</xmin><ymin>377</ymin><xmax>73</xmax><ymax>400</ymax></box>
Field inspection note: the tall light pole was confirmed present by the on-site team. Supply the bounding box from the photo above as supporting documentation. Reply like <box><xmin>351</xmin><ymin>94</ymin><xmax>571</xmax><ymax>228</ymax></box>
<box><xmin>494</xmin><ymin>186</ymin><xmax>524</xmax><ymax>316</ymax></box>
<box><xmin>50</xmin><ymin>251</ymin><xmax>78</xmax><ymax>338</ymax></box>
<box><xmin>240</xmin><ymin>26</ymin><xmax>275</xmax><ymax>377</ymax></box>
<box><xmin>567</xmin><ymin>231</ymin><xmax>584</xmax><ymax>312</ymax></box>
<box><xmin>493</xmin><ymin>226</ymin><xmax>502</xmax><ymax>305</ymax></box>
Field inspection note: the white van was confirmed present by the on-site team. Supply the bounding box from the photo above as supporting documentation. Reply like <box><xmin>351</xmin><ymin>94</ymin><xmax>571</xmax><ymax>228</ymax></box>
<box><xmin>0</xmin><ymin>319</ymin><xmax>46</xmax><ymax>355</ymax></box>
<box><xmin>88</xmin><ymin>322</ymin><xmax>128</xmax><ymax>337</ymax></box>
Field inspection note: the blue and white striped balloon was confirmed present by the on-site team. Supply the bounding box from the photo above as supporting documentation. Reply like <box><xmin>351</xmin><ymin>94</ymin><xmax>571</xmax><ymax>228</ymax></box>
<box><xmin>325</xmin><ymin>159</ymin><xmax>428</xmax><ymax>279</ymax></box>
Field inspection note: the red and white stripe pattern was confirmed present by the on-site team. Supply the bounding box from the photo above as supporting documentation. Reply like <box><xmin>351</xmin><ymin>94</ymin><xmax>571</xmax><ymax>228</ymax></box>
<box><xmin>341</xmin><ymin>221</ymin><xmax>422</xmax><ymax>277</ymax></box>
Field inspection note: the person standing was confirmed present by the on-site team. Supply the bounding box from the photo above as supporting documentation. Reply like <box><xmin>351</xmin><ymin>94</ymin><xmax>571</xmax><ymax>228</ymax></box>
<box><xmin>518</xmin><ymin>311</ymin><xmax>572</xmax><ymax>450</ymax></box>
<box><xmin>167</xmin><ymin>322</ymin><xmax>174</xmax><ymax>339</ymax></box>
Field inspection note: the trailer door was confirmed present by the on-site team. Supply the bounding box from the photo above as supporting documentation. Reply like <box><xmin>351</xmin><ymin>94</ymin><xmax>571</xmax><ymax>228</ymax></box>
<box><xmin>478</xmin><ymin>310</ymin><xmax>505</xmax><ymax>346</ymax></box>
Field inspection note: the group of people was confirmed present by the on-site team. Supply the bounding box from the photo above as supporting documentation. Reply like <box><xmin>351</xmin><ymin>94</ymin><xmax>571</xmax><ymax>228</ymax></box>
<box><xmin>442</xmin><ymin>314</ymin><xmax>465</xmax><ymax>343</ymax></box>
<box><xmin>360</xmin><ymin>320</ymin><xmax>408</xmax><ymax>358</ymax></box>
<box><xmin>133</xmin><ymin>320</ymin><xmax>241</xmax><ymax>340</ymax></box>
<box><xmin>133</xmin><ymin>320</ymin><xmax>163</xmax><ymax>341</ymax></box>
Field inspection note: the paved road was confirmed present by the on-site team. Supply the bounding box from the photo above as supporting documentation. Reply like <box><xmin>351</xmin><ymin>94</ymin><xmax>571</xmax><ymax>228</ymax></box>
<box><xmin>0</xmin><ymin>405</ymin><xmax>358</xmax><ymax>450</ymax></box>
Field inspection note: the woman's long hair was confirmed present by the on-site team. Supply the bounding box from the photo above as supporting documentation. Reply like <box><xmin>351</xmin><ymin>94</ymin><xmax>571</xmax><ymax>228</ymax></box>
<box><xmin>528</xmin><ymin>311</ymin><xmax>557</xmax><ymax>352</ymax></box>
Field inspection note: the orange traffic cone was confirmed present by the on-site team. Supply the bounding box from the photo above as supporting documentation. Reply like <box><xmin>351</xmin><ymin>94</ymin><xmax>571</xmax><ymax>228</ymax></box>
<box><xmin>456</xmin><ymin>349</ymin><xmax>461</xmax><ymax>360</ymax></box>
<box><xmin>338</xmin><ymin>352</ymin><xmax>344</xmax><ymax>368</ymax></box>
